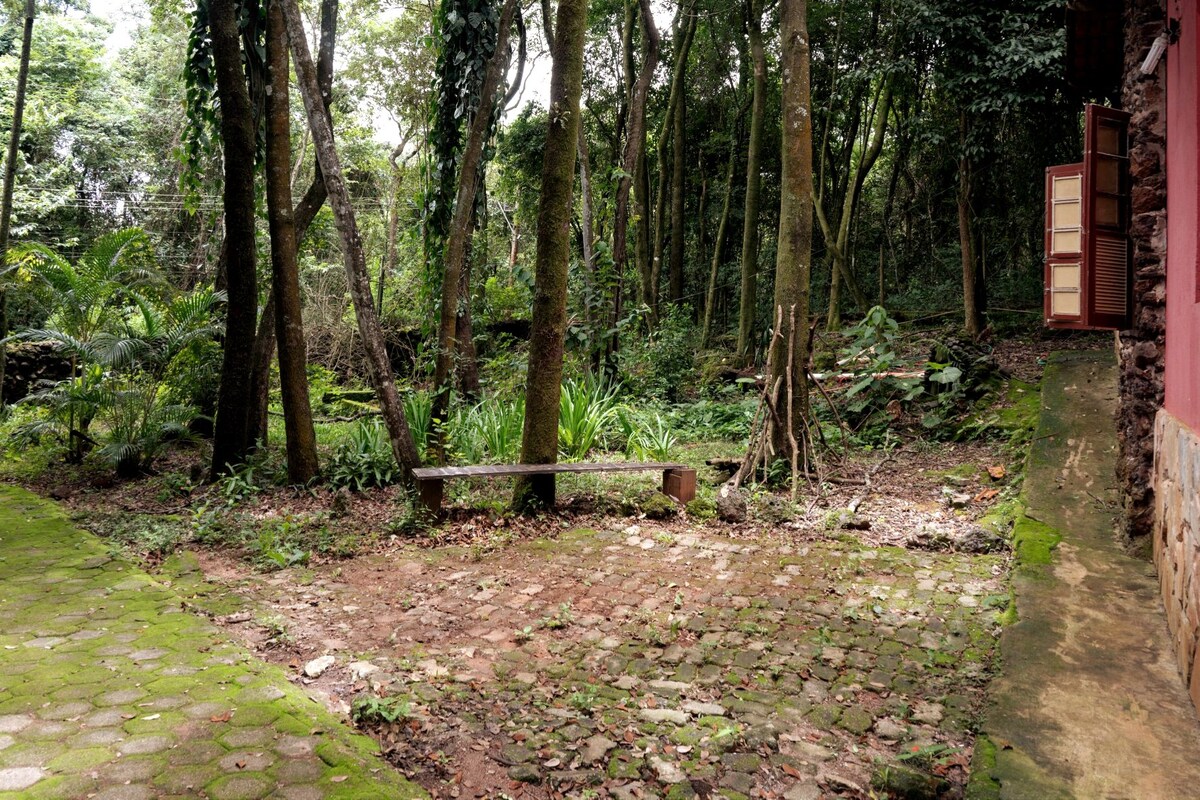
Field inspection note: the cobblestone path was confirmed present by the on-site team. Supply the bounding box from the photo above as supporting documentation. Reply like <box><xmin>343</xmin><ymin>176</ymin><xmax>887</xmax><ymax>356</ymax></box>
<box><xmin>207</xmin><ymin>514</ymin><xmax>1012</xmax><ymax>798</ymax></box>
<box><xmin>0</xmin><ymin>485</ymin><xmax>426</xmax><ymax>800</ymax></box>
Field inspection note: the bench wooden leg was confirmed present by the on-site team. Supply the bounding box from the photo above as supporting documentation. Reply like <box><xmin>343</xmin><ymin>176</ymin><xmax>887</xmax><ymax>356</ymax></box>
<box><xmin>416</xmin><ymin>478</ymin><xmax>444</xmax><ymax>516</ymax></box>
<box><xmin>662</xmin><ymin>468</ymin><xmax>696</xmax><ymax>503</ymax></box>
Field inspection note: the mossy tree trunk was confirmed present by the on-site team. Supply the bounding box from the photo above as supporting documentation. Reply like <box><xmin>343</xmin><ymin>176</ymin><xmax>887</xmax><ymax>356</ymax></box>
<box><xmin>209</xmin><ymin>0</ymin><xmax>260</xmax><ymax>477</ymax></box>
<box><xmin>281</xmin><ymin>0</ymin><xmax>422</xmax><ymax>478</ymax></box>
<box><xmin>513</xmin><ymin>0</ymin><xmax>588</xmax><ymax>511</ymax></box>
<box><xmin>264</xmin><ymin>0</ymin><xmax>320</xmax><ymax>484</ymax></box>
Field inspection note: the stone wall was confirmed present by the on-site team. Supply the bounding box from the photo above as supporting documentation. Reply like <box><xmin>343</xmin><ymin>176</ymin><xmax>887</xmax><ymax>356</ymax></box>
<box><xmin>1117</xmin><ymin>0</ymin><xmax>1168</xmax><ymax>543</ymax></box>
<box><xmin>1154</xmin><ymin>410</ymin><xmax>1200</xmax><ymax>709</ymax></box>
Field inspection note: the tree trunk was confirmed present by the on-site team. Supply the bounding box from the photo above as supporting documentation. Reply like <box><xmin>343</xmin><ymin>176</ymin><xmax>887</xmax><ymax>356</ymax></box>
<box><xmin>248</xmin><ymin>293</ymin><xmax>277</xmax><ymax>446</ymax></box>
<box><xmin>958</xmin><ymin>114</ymin><xmax>983</xmax><ymax>337</ymax></box>
<box><xmin>513</xmin><ymin>0</ymin><xmax>588</xmax><ymax>511</ymax></box>
<box><xmin>578</xmin><ymin>127</ymin><xmax>599</xmax><ymax>369</ymax></box>
<box><xmin>0</xmin><ymin>0</ymin><xmax>34</xmax><ymax>400</ymax></box>
<box><xmin>281</xmin><ymin>0</ymin><xmax>422</xmax><ymax>477</ymax></box>
<box><xmin>736</xmin><ymin>1</ymin><xmax>766</xmax><ymax>365</ymax></box>
<box><xmin>246</xmin><ymin>0</ymin><xmax>337</xmax><ymax>447</ymax></box>
<box><xmin>380</xmin><ymin>142</ymin><xmax>405</xmax><ymax>315</ymax></box>
<box><xmin>769</xmin><ymin>0</ymin><xmax>812</xmax><ymax>461</ymax></box>
<box><xmin>210</xmin><ymin>0</ymin><xmax>260</xmax><ymax>477</ymax></box>
<box><xmin>456</xmin><ymin>231</ymin><xmax>481</xmax><ymax>400</ymax></box>
<box><xmin>669</xmin><ymin>78</ymin><xmax>686</xmax><ymax>306</ymax></box>
<box><xmin>701</xmin><ymin>146</ymin><xmax>738</xmax><ymax>347</ymax></box>
<box><xmin>609</xmin><ymin>0</ymin><xmax>660</xmax><ymax>366</ymax></box>
<box><xmin>265</xmin><ymin>0</ymin><xmax>320</xmax><ymax>484</ymax></box>
<box><xmin>431</xmin><ymin>0</ymin><xmax>518</xmax><ymax>462</ymax></box>
<box><xmin>649</xmin><ymin>6</ymin><xmax>697</xmax><ymax>315</ymax></box>
<box><xmin>814</xmin><ymin>77</ymin><xmax>891</xmax><ymax>329</ymax></box>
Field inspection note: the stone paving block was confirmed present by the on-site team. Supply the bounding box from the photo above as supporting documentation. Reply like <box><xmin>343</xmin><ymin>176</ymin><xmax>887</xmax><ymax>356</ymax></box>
<box><xmin>0</xmin><ymin>486</ymin><xmax>427</xmax><ymax>800</ymax></box>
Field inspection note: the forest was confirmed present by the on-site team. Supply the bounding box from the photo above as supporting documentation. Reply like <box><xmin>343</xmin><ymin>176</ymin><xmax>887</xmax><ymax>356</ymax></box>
<box><xmin>0</xmin><ymin>0</ymin><xmax>1097</xmax><ymax>797</ymax></box>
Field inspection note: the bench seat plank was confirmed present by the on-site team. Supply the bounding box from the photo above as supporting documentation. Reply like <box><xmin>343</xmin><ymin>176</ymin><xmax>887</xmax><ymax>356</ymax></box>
<box><xmin>411</xmin><ymin>461</ymin><xmax>697</xmax><ymax>516</ymax></box>
<box><xmin>412</xmin><ymin>462</ymin><xmax>686</xmax><ymax>480</ymax></box>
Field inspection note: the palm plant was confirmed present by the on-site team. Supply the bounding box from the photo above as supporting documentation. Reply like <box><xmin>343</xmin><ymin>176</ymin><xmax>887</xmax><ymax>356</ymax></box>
<box><xmin>9</xmin><ymin>231</ymin><xmax>223</xmax><ymax>475</ymax></box>
<box><xmin>6</xmin><ymin>228</ymin><xmax>160</xmax><ymax>347</ymax></box>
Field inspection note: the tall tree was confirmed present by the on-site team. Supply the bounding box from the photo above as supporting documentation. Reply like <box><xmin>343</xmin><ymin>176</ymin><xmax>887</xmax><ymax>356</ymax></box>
<box><xmin>0</xmin><ymin>0</ymin><xmax>35</xmax><ymax>399</ymax></box>
<box><xmin>771</xmin><ymin>0</ymin><xmax>813</xmax><ymax>454</ymax></box>
<box><xmin>735</xmin><ymin>0</ymin><xmax>767</xmax><ymax>364</ymax></box>
<box><xmin>430</xmin><ymin>0</ymin><xmax>518</xmax><ymax>462</ymax></box>
<box><xmin>209</xmin><ymin>0</ymin><xmax>261</xmax><ymax>476</ymax></box>
<box><xmin>607</xmin><ymin>0</ymin><xmax>659</xmax><ymax>366</ymax></box>
<box><xmin>513</xmin><ymin>0</ymin><xmax>587</xmax><ymax>511</ymax></box>
<box><xmin>649</xmin><ymin>3</ymin><xmax>697</xmax><ymax>313</ymax></box>
<box><xmin>246</xmin><ymin>0</ymin><xmax>338</xmax><ymax>447</ymax></box>
<box><xmin>281</xmin><ymin>0</ymin><xmax>423</xmax><ymax>477</ymax></box>
<box><xmin>264</xmin><ymin>0</ymin><xmax>319</xmax><ymax>484</ymax></box>
<box><xmin>0</xmin><ymin>11</ymin><xmax>28</xmax><ymax>384</ymax></box>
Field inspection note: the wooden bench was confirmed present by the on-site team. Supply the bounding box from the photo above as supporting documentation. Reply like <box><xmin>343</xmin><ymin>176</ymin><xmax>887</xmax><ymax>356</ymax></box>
<box><xmin>411</xmin><ymin>462</ymin><xmax>697</xmax><ymax>515</ymax></box>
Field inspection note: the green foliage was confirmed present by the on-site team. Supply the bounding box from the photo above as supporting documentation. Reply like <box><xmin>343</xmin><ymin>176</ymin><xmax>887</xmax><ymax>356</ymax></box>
<box><xmin>619</xmin><ymin>305</ymin><xmax>697</xmax><ymax>401</ymax></box>
<box><xmin>626</xmin><ymin>413</ymin><xmax>678</xmax><ymax>462</ymax></box>
<box><xmin>480</xmin><ymin>276</ymin><xmax>531</xmax><ymax>324</ymax></box>
<box><xmin>327</xmin><ymin>419</ymin><xmax>399</xmax><ymax>491</ymax></box>
<box><xmin>558</xmin><ymin>377</ymin><xmax>619</xmax><ymax>461</ymax></box>
<box><xmin>351</xmin><ymin>694</ymin><xmax>412</xmax><ymax>725</ymax></box>
<box><xmin>840</xmin><ymin>306</ymin><xmax>925</xmax><ymax>416</ymax></box>
<box><xmin>404</xmin><ymin>390</ymin><xmax>434</xmax><ymax>461</ymax></box>
<box><xmin>452</xmin><ymin>396</ymin><xmax>523</xmax><ymax>464</ymax></box>
<box><xmin>219</xmin><ymin>464</ymin><xmax>262</xmax><ymax>505</ymax></box>
<box><xmin>252</xmin><ymin>517</ymin><xmax>310</xmax><ymax>572</ymax></box>
<box><xmin>181</xmin><ymin>0</ymin><xmax>265</xmax><ymax>210</ymax></box>
<box><xmin>9</xmin><ymin>232</ymin><xmax>221</xmax><ymax>474</ymax></box>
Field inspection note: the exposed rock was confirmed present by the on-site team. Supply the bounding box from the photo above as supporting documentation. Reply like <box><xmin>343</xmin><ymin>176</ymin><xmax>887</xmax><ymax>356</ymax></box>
<box><xmin>716</xmin><ymin>486</ymin><xmax>748</xmax><ymax>523</ymax></box>
<box><xmin>943</xmin><ymin>489</ymin><xmax>973</xmax><ymax>509</ymax></box>
<box><xmin>581</xmin><ymin>734</ymin><xmax>616</xmax><ymax>764</ymax></box>
<box><xmin>953</xmin><ymin>526</ymin><xmax>1007</xmax><ymax>554</ymax></box>
<box><xmin>508</xmin><ymin>764</ymin><xmax>541</xmax><ymax>783</ymax></box>
<box><xmin>303</xmin><ymin>655</ymin><xmax>335</xmax><ymax>678</ymax></box>
<box><xmin>639</xmin><ymin>708</ymin><xmax>688</xmax><ymax>725</ymax></box>
<box><xmin>497</xmin><ymin>744</ymin><xmax>535</xmax><ymax>766</ymax></box>
<box><xmin>648</xmin><ymin>755</ymin><xmax>687</xmax><ymax>784</ymax></box>
<box><xmin>681</xmin><ymin>700</ymin><xmax>726</xmax><ymax>717</ymax></box>
<box><xmin>873</xmin><ymin>717</ymin><xmax>908</xmax><ymax>741</ymax></box>
<box><xmin>870</xmin><ymin>762</ymin><xmax>950</xmax><ymax>800</ymax></box>
<box><xmin>347</xmin><ymin>661</ymin><xmax>379</xmax><ymax>681</ymax></box>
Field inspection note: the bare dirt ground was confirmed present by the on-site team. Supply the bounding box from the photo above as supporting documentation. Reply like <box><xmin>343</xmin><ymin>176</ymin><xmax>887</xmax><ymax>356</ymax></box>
<box><xmin>138</xmin><ymin>441</ymin><xmax>1019</xmax><ymax>800</ymax></box>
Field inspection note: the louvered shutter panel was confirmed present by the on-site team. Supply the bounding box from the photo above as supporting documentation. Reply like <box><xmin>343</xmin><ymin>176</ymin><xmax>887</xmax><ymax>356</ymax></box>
<box><xmin>1044</xmin><ymin>104</ymin><xmax>1132</xmax><ymax>330</ymax></box>
<box><xmin>1084</xmin><ymin>104</ymin><xmax>1132</xmax><ymax>329</ymax></box>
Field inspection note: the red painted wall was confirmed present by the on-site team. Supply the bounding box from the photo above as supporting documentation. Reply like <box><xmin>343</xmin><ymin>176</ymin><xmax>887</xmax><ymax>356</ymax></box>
<box><xmin>1165</xmin><ymin>4</ymin><xmax>1200</xmax><ymax>433</ymax></box>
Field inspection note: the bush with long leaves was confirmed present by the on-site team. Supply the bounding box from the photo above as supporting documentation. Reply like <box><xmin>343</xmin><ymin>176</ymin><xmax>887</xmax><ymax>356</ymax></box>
<box><xmin>558</xmin><ymin>377</ymin><xmax>620</xmax><ymax>461</ymax></box>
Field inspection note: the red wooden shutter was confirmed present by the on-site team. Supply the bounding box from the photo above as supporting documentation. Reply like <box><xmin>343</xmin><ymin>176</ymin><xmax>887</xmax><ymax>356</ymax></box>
<box><xmin>1045</xmin><ymin>104</ymin><xmax>1132</xmax><ymax>330</ymax></box>
<box><xmin>1084</xmin><ymin>104</ymin><xmax>1132</xmax><ymax>329</ymax></box>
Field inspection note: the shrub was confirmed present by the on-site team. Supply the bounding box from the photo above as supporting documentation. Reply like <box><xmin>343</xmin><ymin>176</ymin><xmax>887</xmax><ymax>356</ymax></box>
<box><xmin>403</xmin><ymin>391</ymin><xmax>433</xmax><ymax>460</ymax></box>
<box><xmin>626</xmin><ymin>412</ymin><xmax>678</xmax><ymax>461</ymax></box>
<box><xmin>327</xmin><ymin>419</ymin><xmax>398</xmax><ymax>491</ymax></box>
<box><xmin>558</xmin><ymin>377</ymin><xmax>619</xmax><ymax>460</ymax></box>
<box><xmin>620</xmin><ymin>305</ymin><xmax>697</xmax><ymax>401</ymax></box>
